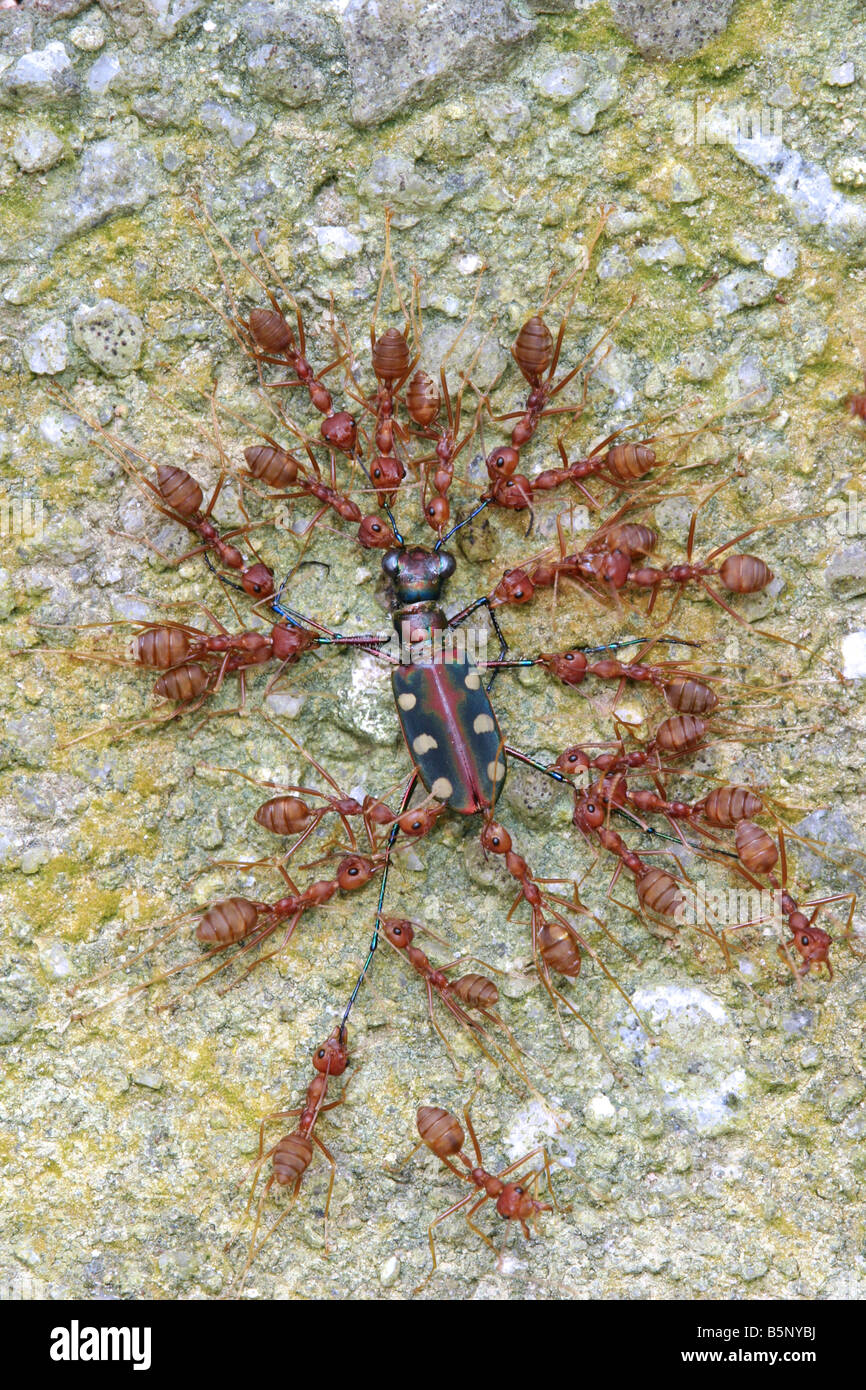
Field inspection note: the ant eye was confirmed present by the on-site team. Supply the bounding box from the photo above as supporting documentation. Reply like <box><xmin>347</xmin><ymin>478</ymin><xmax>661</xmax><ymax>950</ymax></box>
<box><xmin>394</xmin><ymin>926</ymin><xmax>402</xmax><ymax>936</ymax></box>
<box><xmin>801</xmin><ymin>935</ymin><xmax>810</xmax><ymax>946</ymax></box>
<box><xmin>587</xmin><ymin>803</ymin><xmax>596</xmax><ymax>814</ymax></box>
<box><xmin>515</xmin><ymin>1186</ymin><xmax>524</xmax><ymax>1195</ymax></box>
<box><xmin>317</xmin><ymin>1049</ymin><xmax>325</xmax><ymax>1058</ymax></box>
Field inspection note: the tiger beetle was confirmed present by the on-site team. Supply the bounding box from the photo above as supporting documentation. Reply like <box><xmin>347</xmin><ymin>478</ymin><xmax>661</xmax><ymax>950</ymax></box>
<box><xmin>268</xmin><ymin>504</ymin><xmax>696</xmax><ymax>1040</ymax></box>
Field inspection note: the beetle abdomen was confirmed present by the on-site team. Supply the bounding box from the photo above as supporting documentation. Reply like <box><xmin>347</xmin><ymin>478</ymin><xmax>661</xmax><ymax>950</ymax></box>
<box><xmin>392</xmin><ymin>656</ymin><xmax>506</xmax><ymax>814</ymax></box>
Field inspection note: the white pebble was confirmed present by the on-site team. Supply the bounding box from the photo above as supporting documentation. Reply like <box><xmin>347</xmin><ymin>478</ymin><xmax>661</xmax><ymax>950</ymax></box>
<box><xmin>533</xmin><ymin>56</ymin><xmax>588</xmax><ymax>104</ymax></box>
<box><xmin>24</xmin><ymin>319</ymin><xmax>69</xmax><ymax>375</ymax></box>
<box><xmin>763</xmin><ymin>239</ymin><xmax>798</xmax><ymax>278</ymax></box>
<box><xmin>265</xmin><ymin>692</ymin><xmax>306</xmax><ymax>719</ymax></box>
<box><xmin>12</xmin><ymin>125</ymin><xmax>64</xmax><ymax>173</ymax></box>
<box><xmin>584</xmin><ymin>1094</ymin><xmax>617</xmax><ymax>1134</ymax></box>
<box><xmin>635</xmin><ymin>237</ymin><xmax>686</xmax><ymax>267</ymax></box>
<box><xmin>39</xmin><ymin>941</ymin><xmax>73</xmax><ymax>979</ymax></box>
<box><xmin>842</xmin><ymin>631</ymin><xmax>866</xmax><ymax>678</ymax></box>
<box><xmin>823</xmin><ymin>61</ymin><xmax>856</xmax><ymax>87</ymax></box>
<box><xmin>20</xmin><ymin>847</ymin><xmax>50</xmax><ymax>875</ymax></box>
<box><xmin>315</xmin><ymin>226</ymin><xmax>361</xmax><ymax>265</ymax></box>
<box><xmin>379</xmin><ymin>1255</ymin><xmax>400</xmax><ymax>1287</ymax></box>
<box><xmin>69</xmin><ymin>22</ymin><xmax>107</xmax><ymax>52</ymax></box>
<box><xmin>86</xmin><ymin>52</ymin><xmax>122</xmax><ymax>97</ymax></box>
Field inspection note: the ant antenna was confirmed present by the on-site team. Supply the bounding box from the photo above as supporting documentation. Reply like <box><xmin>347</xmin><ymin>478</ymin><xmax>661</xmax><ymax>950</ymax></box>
<box><xmin>435</xmin><ymin>498</ymin><xmax>491</xmax><ymax>551</ymax></box>
<box><xmin>204</xmin><ymin>552</ymin><xmax>246</xmax><ymax>594</ymax></box>
<box><xmin>384</xmin><ymin>500</ymin><xmax>404</xmax><ymax>546</ymax></box>
<box><xmin>271</xmin><ymin>575</ymin><xmax>303</xmax><ymax>626</ymax></box>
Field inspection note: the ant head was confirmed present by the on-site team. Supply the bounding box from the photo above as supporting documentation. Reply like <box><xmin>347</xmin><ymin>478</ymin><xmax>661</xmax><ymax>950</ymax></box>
<box><xmin>496</xmin><ymin>1182</ymin><xmax>542</xmax><ymax>1222</ymax></box>
<box><xmin>312</xmin><ymin>1025</ymin><xmax>349</xmax><ymax>1076</ymax></box>
<box><xmin>242</xmin><ymin>563</ymin><xmax>275</xmax><ymax>598</ymax></box>
<box><xmin>486</xmin><ymin>444</ymin><xmax>520</xmax><ymax>478</ymax></box>
<box><xmin>382</xmin><ymin>546</ymin><xmax>455</xmax><ymax>603</ymax></box>
<box><xmin>574</xmin><ymin>792</ymin><xmax>605</xmax><ymax>832</ymax></box>
<box><xmin>790</xmin><ymin>917</ymin><xmax>832</xmax><ymax>967</ymax></box>
<box><xmin>383</xmin><ymin>917</ymin><xmax>414</xmax><ymax>948</ymax></box>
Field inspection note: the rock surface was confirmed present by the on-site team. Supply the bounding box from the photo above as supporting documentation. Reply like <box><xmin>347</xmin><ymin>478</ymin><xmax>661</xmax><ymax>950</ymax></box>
<box><xmin>72</xmin><ymin>299</ymin><xmax>145</xmax><ymax>375</ymax></box>
<box><xmin>1</xmin><ymin>0</ymin><xmax>865</xmax><ymax>1307</ymax></box>
<box><xmin>610</xmin><ymin>0</ymin><xmax>735</xmax><ymax>59</ymax></box>
<box><xmin>342</xmin><ymin>0</ymin><xmax>535</xmax><ymax>126</ymax></box>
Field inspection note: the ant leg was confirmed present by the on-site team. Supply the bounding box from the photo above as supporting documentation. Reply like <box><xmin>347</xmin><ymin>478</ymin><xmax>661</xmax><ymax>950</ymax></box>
<box><xmin>463</xmin><ymin>1196</ymin><xmax>497</xmax><ymax>1255</ymax></box>
<box><xmin>340</xmin><ymin>771</ymin><xmax>419</xmax><ymax>1033</ymax></box>
<box><xmin>426</xmin><ymin>980</ymin><xmax>465</xmax><ymax>1080</ymax></box>
<box><xmin>414</xmin><ymin>1191</ymin><xmax>476</xmax><ymax>1296</ymax></box>
<box><xmin>311</xmin><ymin>1134</ymin><xmax>338</xmax><ymax>1252</ymax></box>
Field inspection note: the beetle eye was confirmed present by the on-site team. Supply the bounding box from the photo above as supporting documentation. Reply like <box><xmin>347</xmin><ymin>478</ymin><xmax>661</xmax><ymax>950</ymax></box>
<box><xmin>437</xmin><ymin>550</ymin><xmax>456</xmax><ymax>581</ymax></box>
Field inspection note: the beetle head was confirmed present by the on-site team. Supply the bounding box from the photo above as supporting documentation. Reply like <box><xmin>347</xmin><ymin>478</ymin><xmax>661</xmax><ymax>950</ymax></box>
<box><xmin>382</xmin><ymin>546</ymin><xmax>456</xmax><ymax>605</ymax></box>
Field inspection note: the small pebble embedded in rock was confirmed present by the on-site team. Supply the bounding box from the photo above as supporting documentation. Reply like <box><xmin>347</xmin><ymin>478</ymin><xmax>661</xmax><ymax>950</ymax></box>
<box><xmin>23</xmin><ymin>319</ymin><xmax>69</xmax><ymax>375</ymax></box>
<box><xmin>72</xmin><ymin>299</ymin><xmax>145</xmax><ymax>376</ymax></box>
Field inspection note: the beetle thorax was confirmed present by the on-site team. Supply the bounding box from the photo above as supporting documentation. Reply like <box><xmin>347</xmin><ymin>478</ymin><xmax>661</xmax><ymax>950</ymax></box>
<box><xmin>382</xmin><ymin>545</ymin><xmax>456</xmax><ymax>636</ymax></box>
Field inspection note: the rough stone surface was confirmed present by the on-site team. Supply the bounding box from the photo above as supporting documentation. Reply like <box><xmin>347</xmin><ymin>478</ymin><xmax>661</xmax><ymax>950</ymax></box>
<box><xmin>734</xmin><ymin>132</ymin><xmax>866</xmax><ymax>250</ymax></box>
<box><xmin>342</xmin><ymin>0</ymin><xmax>535</xmax><ymax>126</ymax></box>
<box><xmin>0</xmin><ymin>42</ymin><xmax>80</xmax><ymax>108</ymax></box>
<box><xmin>1</xmin><ymin>0</ymin><xmax>865</xmax><ymax>1309</ymax></box>
<box><xmin>11</xmin><ymin>124</ymin><xmax>64</xmax><ymax>173</ymax></box>
<box><xmin>610</xmin><ymin>0</ymin><xmax>735</xmax><ymax>59</ymax></box>
<box><xmin>23</xmin><ymin>318</ymin><xmax>69</xmax><ymax>375</ymax></box>
<box><xmin>72</xmin><ymin>299</ymin><xmax>145</xmax><ymax>376</ymax></box>
<box><xmin>246</xmin><ymin>44</ymin><xmax>325</xmax><ymax>108</ymax></box>
<box><xmin>22</xmin><ymin>138</ymin><xmax>162</xmax><ymax>256</ymax></box>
